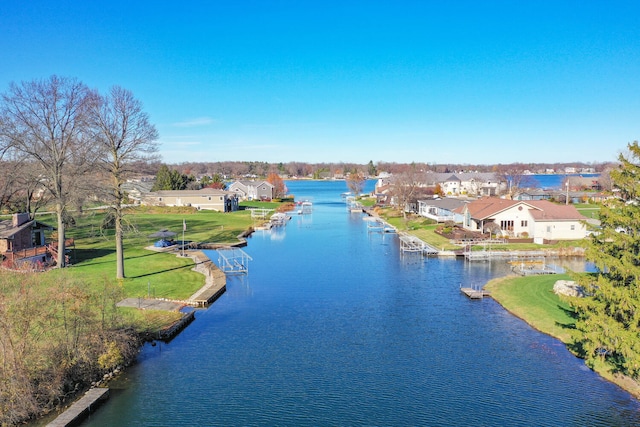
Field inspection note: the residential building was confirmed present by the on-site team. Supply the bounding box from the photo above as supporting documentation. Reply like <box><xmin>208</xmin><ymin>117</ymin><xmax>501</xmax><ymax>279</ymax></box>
<box><xmin>0</xmin><ymin>213</ymin><xmax>54</xmax><ymax>265</ymax></box>
<box><xmin>228</xmin><ymin>180</ymin><xmax>275</xmax><ymax>201</ymax></box>
<box><xmin>417</xmin><ymin>198</ymin><xmax>468</xmax><ymax>223</ymax></box>
<box><xmin>422</xmin><ymin>172</ymin><xmax>505</xmax><ymax>197</ymax></box>
<box><xmin>458</xmin><ymin>198</ymin><xmax>588</xmax><ymax>243</ymax></box>
<box><xmin>142</xmin><ymin>188</ymin><xmax>239</xmax><ymax>212</ymax></box>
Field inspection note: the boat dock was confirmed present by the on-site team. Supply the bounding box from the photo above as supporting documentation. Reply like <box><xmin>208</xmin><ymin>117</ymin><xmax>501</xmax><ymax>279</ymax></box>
<box><xmin>464</xmin><ymin>250</ymin><xmax>547</xmax><ymax>261</ymax></box>
<box><xmin>46</xmin><ymin>388</ymin><xmax>109</xmax><ymax>427</ymax></box>
<box><xmin>460</xmin><ymin>286</ymin><xmax>490</xmax><ymax>299</ymax></box>
<box><xmin>398</xmin><ymin>233</ymin><xmax>439</xmax><ymax>255</ymax></box>
<box><xmin>186</xmin><ymin>250</ymin><xmax>229</xmax><ymax>306</ymax></box>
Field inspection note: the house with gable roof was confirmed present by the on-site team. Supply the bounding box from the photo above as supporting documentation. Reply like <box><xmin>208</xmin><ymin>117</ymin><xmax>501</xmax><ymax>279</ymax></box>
<box><xmin>0</xmin><ymin>213</ymin><xmax>55</xmax><ymax>266</ymax></box>
<box><xmin>227</xmin><ymin>180</ymin><xmax>275</xmax><ymax>201</ymax></box>
<box><xmin>423</xmin><ymin>172</ymin><xmax>505</xmax><ymax>197</ymax></box>
<box><xmin>457</xmin><ymin>197</ymin><xmax>588</xmax><ymax>243</ymax></box>
<box><xmin>417</xmin><ymin>198</ymin><xmax>468</xmax><ymax>223</ymax></box>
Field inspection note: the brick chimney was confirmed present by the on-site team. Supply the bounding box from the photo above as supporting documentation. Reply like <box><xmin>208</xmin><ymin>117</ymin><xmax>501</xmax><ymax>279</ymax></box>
<box><xmin>12</xmin><ymin>213</ymin><xmax>30</xmax><ymax>227</ymax></box>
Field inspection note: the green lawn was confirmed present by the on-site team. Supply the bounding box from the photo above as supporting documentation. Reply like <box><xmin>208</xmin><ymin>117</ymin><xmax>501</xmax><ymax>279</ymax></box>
<box><xmin>45</xmin><ymin>207</ymin><xmax>258</xmax><ymax>301</ymax></box>
<box><xmin>484</xmin><ymin>274</ymin><xmax>578</xmax><ymax>344</ymax></box>
<box><xmin>375</xmin><ymin>208</ymin><xmax>587</xmax><ymax>252</ymax></box>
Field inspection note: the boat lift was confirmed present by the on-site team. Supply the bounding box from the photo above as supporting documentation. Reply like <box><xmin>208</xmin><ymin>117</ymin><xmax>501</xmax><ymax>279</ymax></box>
<box><xmin>216</xmin><ymin>248</ymin><xmax>253</xmax><ymax>274</ymax></box>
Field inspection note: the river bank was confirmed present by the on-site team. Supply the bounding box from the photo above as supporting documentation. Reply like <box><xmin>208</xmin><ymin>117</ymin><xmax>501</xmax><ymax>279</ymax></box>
<box><xmin>485</xmin><ymin>274</ymin><xmax>640</xmax><ymax>400</ymax></box>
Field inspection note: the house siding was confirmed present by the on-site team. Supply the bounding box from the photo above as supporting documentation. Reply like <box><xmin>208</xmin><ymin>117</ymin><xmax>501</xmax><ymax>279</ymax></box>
<box><xmin>143</xmin><ymin>190</ymin><xmax>238</xmax><ymax>212</ymax></box>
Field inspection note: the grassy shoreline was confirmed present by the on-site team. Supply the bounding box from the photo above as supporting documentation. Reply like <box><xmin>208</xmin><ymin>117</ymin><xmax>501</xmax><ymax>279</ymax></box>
<box><xmin>485</xmin><ymin>274</ymin><xmax>640</xmax><ymax>399</ymax></box>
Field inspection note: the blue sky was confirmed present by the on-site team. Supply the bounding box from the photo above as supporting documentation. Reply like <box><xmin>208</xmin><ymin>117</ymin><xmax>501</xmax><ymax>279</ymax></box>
<box><xmin>2</xmin><ymin>1</ymin><xmax>639</xmax><ymax>165</ymax></box>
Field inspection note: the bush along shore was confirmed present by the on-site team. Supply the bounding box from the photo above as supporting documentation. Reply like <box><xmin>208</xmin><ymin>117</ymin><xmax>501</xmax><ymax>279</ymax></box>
<box><xmin>0</xmin><ymin>205</ymin><xmax>267</xmax><ymax>425</ymax></box>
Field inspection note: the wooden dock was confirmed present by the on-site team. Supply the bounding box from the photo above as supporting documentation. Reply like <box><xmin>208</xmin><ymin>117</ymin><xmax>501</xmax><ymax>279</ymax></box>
<box><xmin>460</xmin><ymin>287</ymin><xmax>490</xmax><ymax>299</ymax></box>
<box><xmin>46</xmin><ymin>388</ymin><xmax>109</xmax><ymax>427</ymax></box>
<box><xmin>187</xmin><ymin>251</ymin><xmax>228</xmax><ymax>307</ymax></box>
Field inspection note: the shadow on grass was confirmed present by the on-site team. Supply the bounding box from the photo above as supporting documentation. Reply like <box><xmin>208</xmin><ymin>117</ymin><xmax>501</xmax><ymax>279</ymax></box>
<box><xmin>555</xmin><ymin>304</ymin><xmax>588</xmax><ymax>358</ymax></box>
<box><xmin>127</xmin><ymin>263</ymin><xmax>192</xmax><ymax>279</ymax></box>
<box><xmin>71</xmin><ymin>248</ymin><xmax>115</xmax><ymax>265</ymax></box>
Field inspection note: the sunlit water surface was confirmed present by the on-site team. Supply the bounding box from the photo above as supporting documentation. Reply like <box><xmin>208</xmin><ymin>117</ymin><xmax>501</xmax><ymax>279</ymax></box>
<box><xmin>84</xmin><ymin>180</ymin><xmax>639</xmax><ymax>426</ymax></box>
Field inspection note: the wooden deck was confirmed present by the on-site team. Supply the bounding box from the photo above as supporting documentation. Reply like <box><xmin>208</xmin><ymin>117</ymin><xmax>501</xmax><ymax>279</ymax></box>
<box><xmin>46</xmin><ymin>388</ymin><xmax>109</xmax><ymax>427</ymax></box>
<box><xmin>460</xmin><ymin>287</ymin><xmax>490</xmax><ymax>299</ymax></box>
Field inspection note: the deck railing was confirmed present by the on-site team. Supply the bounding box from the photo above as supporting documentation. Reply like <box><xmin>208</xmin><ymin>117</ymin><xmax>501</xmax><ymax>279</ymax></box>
<box><xmin>3</xmin><ymin>245</ymin><xmax>49</xmax><ymax>262</ymax></box>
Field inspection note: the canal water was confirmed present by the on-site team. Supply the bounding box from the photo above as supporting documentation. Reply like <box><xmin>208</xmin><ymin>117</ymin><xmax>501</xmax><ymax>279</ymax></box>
<box><xmin>85</xmin><ymin>180</ymin><xmax>639</xmax><ymax>426</ymax></box>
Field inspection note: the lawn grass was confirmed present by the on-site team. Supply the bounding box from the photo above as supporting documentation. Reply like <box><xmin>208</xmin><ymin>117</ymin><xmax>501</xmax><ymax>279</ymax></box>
<box><xmin>45</xmin><ymin>206</ymin><xmax>259</xmax><ymax>301</ymax></box>
<box><xmin>484</xmin><ymin>274</ymin><xmax>578</xmax><ymax>344</ymax></box>
<box><xmin>375</xmin><ymin>208</ymin><xmax>587</xmax><ymax>252</ymax></box>
<box><xmin>485</xmin><ymin>273</ymin><xmax>640</xmax><ymax>398</ymax></box>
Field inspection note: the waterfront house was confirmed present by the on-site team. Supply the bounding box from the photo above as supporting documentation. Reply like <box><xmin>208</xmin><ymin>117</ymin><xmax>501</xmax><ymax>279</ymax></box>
<box><xmin>142</xmin><ymin>188</ymin><xmax>239</xmax><ymax>212</ymax></box>
<box><xmin>422</xmin><ymin>172</ymin><xmax>505</xmax><ymax>197</ymax></box>
<box><xmin>417</xmin><ymin>198</ymin><xmax>468</xmax><ymax>223</ymax></box>
<box><xmin>0</xmin><ymin>213</ymin><xmax>54</xmax><ymax>266</ymax></box>
<box><xmin>458</xmin><ymin>198</ymin><xmax>588</xmax><ymax>243</ymax></box>
<box><xmin>228</xmin><ymin>180</ymin><xmax>275</xmax><ymax>201</ymax></box>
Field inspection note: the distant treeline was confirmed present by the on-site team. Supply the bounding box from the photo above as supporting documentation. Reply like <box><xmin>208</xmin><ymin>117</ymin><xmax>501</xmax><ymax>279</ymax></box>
<box><xmin>156</xmin><ymin>160</ymin><xmax>614</xmax><ymax>179</ymax></box>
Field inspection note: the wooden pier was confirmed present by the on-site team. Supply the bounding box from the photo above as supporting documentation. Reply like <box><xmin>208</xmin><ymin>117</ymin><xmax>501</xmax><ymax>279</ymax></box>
<box><xmin>46</xmin><ymin>388</ymin><xmax>109</xmax><ymax>427</ymax></box>
<box><xmin>460</xmin><ymin>287</ymin><xmax>490</xmax><ymax>299</ymax></box>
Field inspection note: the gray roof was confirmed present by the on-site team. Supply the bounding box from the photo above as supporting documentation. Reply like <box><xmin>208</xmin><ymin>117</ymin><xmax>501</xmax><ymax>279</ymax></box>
<box><xmin>422</xmin><ymin>172</ymin><xmax>500</xmax><ymax>185</ymax></box>
<box><xmin>0</xmin><ymin>219</ymin><xmax>53</xmax><ymax>239</ymax></box>
<box><xmin>148</xmin><ymin>188</ymin><xmax>233</xmax><ymax>197</ymax></box>
<box><xmin>418</xmin><ymin>198</ymin><xmax>468</xmax><ymax>211</ymax></box>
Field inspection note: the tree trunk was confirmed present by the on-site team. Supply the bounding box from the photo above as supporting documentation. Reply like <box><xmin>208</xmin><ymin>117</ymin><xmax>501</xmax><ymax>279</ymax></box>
<box><xmin>115</xmin><ymin>213</ymin><xmax>125</xmax><ymax>279</ymax></box>
<box><xmin>56</xmin><ymin>203</ymin><xmax>66</xmax><ymax>268</ymax></box>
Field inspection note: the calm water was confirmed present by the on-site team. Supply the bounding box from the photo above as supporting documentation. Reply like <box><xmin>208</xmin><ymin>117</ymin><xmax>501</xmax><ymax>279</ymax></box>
<box><xmin>530</xmin><ymin>173</ymin><xmax>599</xmax><ymax>190</ymax></box>
<box><xmin>84</xmin><ymin>180</ymin><xmax>638</xmax><ymax>426</ymax></box>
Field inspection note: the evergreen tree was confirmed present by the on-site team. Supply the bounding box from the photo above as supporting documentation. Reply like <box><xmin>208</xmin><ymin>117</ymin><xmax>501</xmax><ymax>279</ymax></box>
<box><xmin>152</xmin><ymin>165</ymin><xmax>190</xmax><ymax>190</ymax></box>
<box><xmin>573</xmin><ymin>141</ymin><xmax>640</xmax><ymax>378</ymax></box>
<box><xmin>367</xmin><ymin>160</ymin><xmax>377</xmax><ymax>177</ymax></box>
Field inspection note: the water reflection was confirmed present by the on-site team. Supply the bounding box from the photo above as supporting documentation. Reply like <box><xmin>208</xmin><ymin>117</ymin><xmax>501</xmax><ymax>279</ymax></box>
<box><xmin>83</xmin><ymin>180</ymin><xmax>640</xmax><ymax>427</ymax></box>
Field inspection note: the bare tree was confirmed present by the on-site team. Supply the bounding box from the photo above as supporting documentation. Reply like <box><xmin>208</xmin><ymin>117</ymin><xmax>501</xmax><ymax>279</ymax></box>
<box><xmin>494</xmin><ymin>165</ymin><xmax>535</xmax><ymax>198</ymax></box>
<box><xmin>390</xmin><ymin>164</ymin><xmax>420</xmax><ymax>219</ymax></box>
<box><xmin>0</xmin><ymin>76</ymin><xmax>93</xmax><ymax>267</ymax></box>
<box><xmin>88</xmin><ymin>86</ymin><xmax>159</xmax><ymax>279</ymax></box>
<box><xmin>346</xmin><ymin>170</ymin><xmax>366</xmax><ymax>197</ymax></box>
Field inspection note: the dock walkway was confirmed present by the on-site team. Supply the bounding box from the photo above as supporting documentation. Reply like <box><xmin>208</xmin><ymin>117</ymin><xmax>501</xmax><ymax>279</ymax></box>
<box><xmin>46</xmin><ymin>388</ymin><xmax>109</xmax><ymax>427</ymax></box>
<box><xmin>460</xmin><ymin>287</ymin><xmax>490</xmax><ymax>299</ymax></box>
<box><xmin>187</xmin><ymin>250</ymin><xmax>227</xmax><ymax>306</ymax></box>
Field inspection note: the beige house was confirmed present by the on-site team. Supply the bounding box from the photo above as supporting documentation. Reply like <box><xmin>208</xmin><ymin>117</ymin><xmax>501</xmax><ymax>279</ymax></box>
<box><xmin>457</xmin><ymin>198</ymin><xmax>588</xmax><ymax>243</ymax></box>
<box><xmin>142</xmin><ymin>188</ymin><xmax>239</xmax><ymax>212</ymax></box>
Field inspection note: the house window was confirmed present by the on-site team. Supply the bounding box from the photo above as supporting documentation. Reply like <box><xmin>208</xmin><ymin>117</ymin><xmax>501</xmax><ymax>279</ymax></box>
<box><xmin>521</xmin><ymin>220</ymin><xmax>528</xmax><ymax>227</ymax></box>
<box><xmin>500</xmin><ymin>220</ymin><xmax>514</xmax><ymax>231</ymax></box>
<box><xmin>208</xmin><ymin>197</ymin><xmax>212</xmax><ymax>201</ymax></box>
<box><xmin>158</xmin><ymin>197</ymin><xmax>163</xmax><ymax>201</ymax></box>
<box><xmin>219</xmin><ymin>196</ymin><xmax>223</xmax><ymax>200</ymax></box>
<box><xmin>547</xmin><ymin>226</ymin><xmax>551</xmax><ymax>232</ymax></box>
<box><xmin>571</xmin><ymin>225</ymin><xmax>575</xmax><ymax>231</ymax></box>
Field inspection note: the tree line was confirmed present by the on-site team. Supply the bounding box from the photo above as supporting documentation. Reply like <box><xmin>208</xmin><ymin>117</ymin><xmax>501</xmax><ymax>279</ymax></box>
<box><xmin>167</xmin><ymin>159</ymin><xmax>612</xmax><ymax>181</ymax></box>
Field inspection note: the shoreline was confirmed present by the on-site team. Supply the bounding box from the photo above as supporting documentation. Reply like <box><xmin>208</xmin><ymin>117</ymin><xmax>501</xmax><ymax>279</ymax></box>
<box><xmin>484</xmin><ymin>275</ymin><xmax>640</xmax><ymax>400</ymax></box>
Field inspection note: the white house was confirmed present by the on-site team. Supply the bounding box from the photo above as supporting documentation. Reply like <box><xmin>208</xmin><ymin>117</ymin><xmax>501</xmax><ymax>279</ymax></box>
<box><xmin>422</xmin><ymin>172</ymin><xmax>505</xmax><ymax>197</ymax></box>
<box><xmin>417</xmin><ymin>198</ymin><xmax>468</xmax><ymax>223</ymax></box>
<box><xmin>457</xmin><ymin>198</ymin><xmax>588</xmax><ymax>242</ymax></box>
